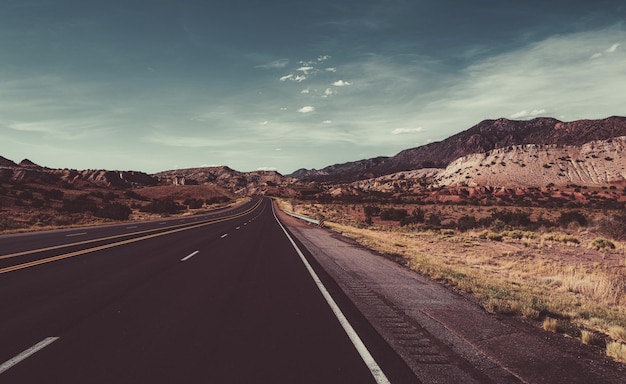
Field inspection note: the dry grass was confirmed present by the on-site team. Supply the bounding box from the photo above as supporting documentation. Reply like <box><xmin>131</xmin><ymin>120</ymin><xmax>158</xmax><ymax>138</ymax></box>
<box><xmin>278</xmin><ymin>198</ymin><xmax>626</xmax><ymax>361</ymax></box>
<box><xmin>606</xmin><ymin>342</ymin><xmax>626</xmax><ymax>363</ymax></box>
<box><xmin>581</xmin><ymin>330</ymin><xmax>599</xmax><ymax>345</ymax></box>
<box><xmin>543</xmin><ymin>317</ymin><xmax>560</xmax><ymax>332</ymax></box>
<box><xmin>608</xmin><ymin>326</ymin><xmax>626</xmax><ymax>343</ymax></box>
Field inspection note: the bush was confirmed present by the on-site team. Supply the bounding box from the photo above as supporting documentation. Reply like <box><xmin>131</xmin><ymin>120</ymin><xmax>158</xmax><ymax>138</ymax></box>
<box><xmin>400</xmin><ymin>209</ymin><xmax>425</xmax><ymax>226</ymax></box>
<box><xmin>558</xmin><ymin>210</ymin><xmax>587</xmax><ymax>227</ymax></box>
<box><xmin>456</xmin><ymin>215</ymin><xmax>478</xmax><ymax>231</ymax></box>
<box><xmin>426</xmin><ymin>213</ymin><xmax>441</xmax><ymax>227</ymax></box>
<box><xmin>95</xmin><ymin>203</ymin><xmax>132</xmax><ymax>220</ymax></box>
<box><xmin>590</xmin><ymin>238</ymin><xmax>616</xmax><ymax>251</ymax></box>
<box><xmin>380</xmin><ymin>208</ymin><xmax>408</xmax><ymax>221</ymax></box>
<box><xmin>62</xmin><ymin>196</ymin><xmax>98</xmax><ymax>213</ymax></box>
<box><xmin>124</xmin><ymin>190</ymin><xmax>148</xmax><ymax>201</ymax></box>
<box><xmin>206</xmin><ymin>196</ymin><xmax>231</xmax><ymax>205</ymax></box>
<box><xmin>140</xmin><ymin>199</ymin><xmax>183</xmax><ymax>214</ymax></box>
<box><xmin>486</xmin><ymin>232</ymin><xmax>503</xmax><ymax>242</ymax></box>
<box><xmin>543</xmin><ymin>234</ymin><xmax>580</xmax><ymax>244</ymax></box>
<box><xmin>363</xmin><ymin>205</ymin><xmax>381</xmax><ymax>217</ymax></box>
<box><xmin>184</xmin><ymin>198</ymin><xmax>204</xmax><ymax>209</ymax></box>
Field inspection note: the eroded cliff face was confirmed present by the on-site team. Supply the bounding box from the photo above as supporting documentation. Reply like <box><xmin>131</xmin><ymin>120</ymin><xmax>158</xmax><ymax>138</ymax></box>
<box><xmin>0</xmin><ymin>160</ymin><xmax>158</xmax><ymax>188</ymax></box>
<box><xmin>434</xmin><ymin>137</ymin><xmax>626</xmax><ymax>188</ymax></box>
<box><xmin>342</xmin><ymin>137</ymin><xmax>626</xmax><ymax>195</ymax></box>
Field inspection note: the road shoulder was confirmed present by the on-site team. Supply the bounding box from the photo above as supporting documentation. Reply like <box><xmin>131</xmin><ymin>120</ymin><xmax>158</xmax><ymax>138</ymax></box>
<box><xmin>276</xmin><ymin>208</ymin><xmax>626</xmax><ymax>384</ymax></box>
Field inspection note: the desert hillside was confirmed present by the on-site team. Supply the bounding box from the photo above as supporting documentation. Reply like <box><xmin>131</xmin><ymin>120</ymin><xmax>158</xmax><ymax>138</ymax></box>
<box><xmin>291</xmin><ymin>116</ymin><xmax>626</xmax><ymax>182</ymax></box>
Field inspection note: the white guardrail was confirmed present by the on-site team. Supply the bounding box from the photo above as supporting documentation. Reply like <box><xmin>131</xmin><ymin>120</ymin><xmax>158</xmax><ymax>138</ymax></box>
<box><xmin>283</xmin><ymin>211</ymin><xmax>320</xmax><ymax>225</ymax></box>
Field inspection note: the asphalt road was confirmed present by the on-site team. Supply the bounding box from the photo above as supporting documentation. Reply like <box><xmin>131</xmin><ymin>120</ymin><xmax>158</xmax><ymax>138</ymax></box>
<box><xmin>0</xmin><ymin>197</ymin><xmax>416</xmax><ymax>383</ymax></box>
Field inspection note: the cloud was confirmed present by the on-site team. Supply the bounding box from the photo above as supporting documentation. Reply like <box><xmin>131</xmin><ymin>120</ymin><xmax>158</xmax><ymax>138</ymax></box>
<box><xmin>323</xmin><ymin>88</ymin><xmax>334</xmax><ymax>97</ymax></box>
<box><xmin>322</xmin><ymin>120</ymin><xmax>333</xmax><ymax>124</ymax></box>
<box><xmin>510</xmin><ymin>109</ymin><xmax>547</xmax><ymax>119</ymax></box>
<box><xmin>300</xmin><ymin>88</ymin><xmax>310</xmax><ymax>94</ymax></box>
<box><xmin>318</xmin><ymin>55</ymin><xmax>331</xmax><ymax>62</ymax></box>
<box><xmin>333</xmin><ymin>80</ymin><xmax>351</xmax><ymax>86</ymax></box>
<box><xmin>606</xmin><ymin>43</ymin><xmax>620</xmax><ymax>53</ymax></box>
<box><xmin>298</xmin><ymin>106</ymin><xmax>315</xmax><ymax>113</ymax></box>
<box><xmin>325</xmin><ymin>67</ymin><xmax>337</xmax><ymax>72</ymax></box>
<box><xmin>590</xmin><ymin>42</ymin><xmax>621</xmax><ymax>59</ymax></box>
<box><xmin>280</xmin><ymin>74</ymin><xmax>307</xmax><ymax>82</ymax></box>
<box><xmin>147</xmin><ymin>133</ymin><xmax>221</xmax><ymax>148</ymax></box>
<box><xmin>392</xmin><ymin>127</ymin><xmax>423</xmax><ymax>135</ymax></box>
<box><xmin>297</xmin><ymin>66</ymin><xmax>315</xmax><ymax>74</ymax></box>
<box><xmin>257</xmin><ymin>59</ymin><xmax>289</xmax><ymax>69</ymax></box>
<box><xmin>260</xmin><ymin>121</ymin><xmax>268</xmax><ymax>125</ymax></box>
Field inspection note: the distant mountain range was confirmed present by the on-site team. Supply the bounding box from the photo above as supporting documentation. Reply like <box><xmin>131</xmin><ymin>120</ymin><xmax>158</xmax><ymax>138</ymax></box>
<box><xmin>288</xmin><ymin>116</ymin><xmax>626</xmax><ymax>183</ymax></box>
<box><xmin>2</xmin><ymin>116</ymin><xmax>626</xmax><ymax>195</ymax></box>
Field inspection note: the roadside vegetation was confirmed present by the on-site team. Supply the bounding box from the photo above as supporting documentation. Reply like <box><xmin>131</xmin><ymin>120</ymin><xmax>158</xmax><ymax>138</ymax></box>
<box><xmin>0</xmin><ymin>181</ymin><xmax>234</xmax><ymax>233</ymax></box>
<box><xmin>277</xmin><ymin>198</ymin><xmax>626</xmax><ymax>363</ymax></box>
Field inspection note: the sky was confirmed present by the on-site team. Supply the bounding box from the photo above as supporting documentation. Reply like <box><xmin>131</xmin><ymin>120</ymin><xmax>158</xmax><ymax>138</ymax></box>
<box><xmin>1</xmin><ymin>1</ymin><xmax>625</xmax><ymax>175</ymax></box>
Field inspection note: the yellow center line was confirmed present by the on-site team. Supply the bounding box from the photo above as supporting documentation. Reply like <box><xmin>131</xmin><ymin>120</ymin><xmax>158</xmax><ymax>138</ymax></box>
<box><xmin>0</xmin><ymin>199</ymin><xmax>262</xmax><ymax>275</ymax></box>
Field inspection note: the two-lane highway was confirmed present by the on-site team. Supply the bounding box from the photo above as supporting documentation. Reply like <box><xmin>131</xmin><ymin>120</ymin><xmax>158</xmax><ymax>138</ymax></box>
<box><xmin>0</xmin><ymin>197</ymin><xmax>416</xmax><ymax>383</ymax></box>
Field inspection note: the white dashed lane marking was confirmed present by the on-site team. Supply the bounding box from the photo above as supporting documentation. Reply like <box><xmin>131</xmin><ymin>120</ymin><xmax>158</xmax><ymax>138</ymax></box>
<box><xmin>0</xmin><ymin>337</ymin><xmax>59</xmax><ymax>375</ymax></box>
<box><xmin>181</xmin><ymin>251</ymin><xmax>199</xmax><ymax>262</ymax></box>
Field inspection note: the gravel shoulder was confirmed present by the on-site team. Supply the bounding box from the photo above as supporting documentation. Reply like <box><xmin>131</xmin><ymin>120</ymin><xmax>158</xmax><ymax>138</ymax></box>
<box><xmin>276</xmin><ymin>208</ymin><xmax>626</xmax><ymax>384</ymax></box>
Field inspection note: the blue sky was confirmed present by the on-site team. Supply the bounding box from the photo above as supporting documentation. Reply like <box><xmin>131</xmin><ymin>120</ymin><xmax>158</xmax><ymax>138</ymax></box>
<box><xmin>1</xmin><ymin>1</ymin><xmax>625</xmax><ymax>174</ymax></box>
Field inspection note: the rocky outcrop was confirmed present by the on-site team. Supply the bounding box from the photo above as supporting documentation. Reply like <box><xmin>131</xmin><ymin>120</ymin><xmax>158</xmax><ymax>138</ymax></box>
<box><xmin>433</xmin><ymin>137</ymin><xmax>626</xmax><ymax>188</ymax></box>
<box><xmin>154</xmin><ymin>167</ymin><xmax>292</xmax><ymax>195</ymax></box>
<box><xmin>0</xmin><ymin>157</ymin><xmax>158</xmax><ymax>188</ymax></box>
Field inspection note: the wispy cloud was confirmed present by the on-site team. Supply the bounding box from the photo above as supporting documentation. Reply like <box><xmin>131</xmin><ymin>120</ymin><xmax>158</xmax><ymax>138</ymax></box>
<box><xmin>323</xmin><ymin>88</ymin><xmax>334</xmax><ymax>97</ymax></box>
<box><xmin>256</xmin><ymin>59</ymin><xmax>289</xmax><ymax>69</ymax></box>
<box><xmin>606</xmin><ymin>43</ymin><xmax>620</xmax><ymax>53</ymax></box>
<box><xmin>392</xmin><ymin>127</ymin><xmax>423</xmax><ymax>135</ymax></box>
<box><xmin>590</xmin><ymin>42</ymin><xmax>621</xmax><ymax>59</ymax></box>
<box><xmin>298</xmin><ymin>106</ymin><xmax>315</xmax><ymax>113</ymax></box>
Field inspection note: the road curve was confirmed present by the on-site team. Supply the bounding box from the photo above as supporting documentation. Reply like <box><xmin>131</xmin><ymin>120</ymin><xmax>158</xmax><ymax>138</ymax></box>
<box><xmin>0</xmin><ymin>197</ymin><xmax>417</xmax><ymax>383</ymax></box>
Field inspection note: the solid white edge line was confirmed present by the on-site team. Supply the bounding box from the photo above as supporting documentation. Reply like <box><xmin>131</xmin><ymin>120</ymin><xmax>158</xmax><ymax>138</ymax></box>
<box><xmin>0</xmin><ymin>337</ymin><xmax>59</xmax><ymax>375</ymax></box>
<box><xmin>181</xmin><ymin>251</ymin><xmax>200</xmax><ymax>262</ymax></box>
<box><xmin>271</xmin><ymin>203</ymin><xmax>391</xmax><ymax>384</ymax></box>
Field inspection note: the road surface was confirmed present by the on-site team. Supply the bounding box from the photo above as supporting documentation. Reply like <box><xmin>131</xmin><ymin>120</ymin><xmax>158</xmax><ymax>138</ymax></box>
<box><xmin>0</xmin><ymin>197</ymin><xmax>416</xmax><ymax>383</ymax></box>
